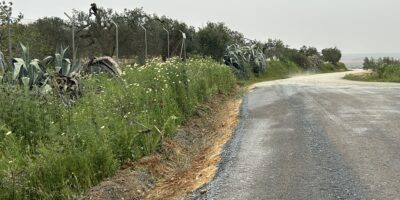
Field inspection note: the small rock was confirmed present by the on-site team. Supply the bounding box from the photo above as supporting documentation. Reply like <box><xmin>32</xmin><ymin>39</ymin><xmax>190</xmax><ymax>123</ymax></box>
<box><xmin>200</xmin><ymin>189</ymin><xmax>207</xmax><ymax>194</ymax></box>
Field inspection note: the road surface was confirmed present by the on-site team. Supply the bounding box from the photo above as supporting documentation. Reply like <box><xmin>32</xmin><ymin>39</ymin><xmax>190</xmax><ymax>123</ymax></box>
<box><xmin>199</xmin><ymin>71</ymin><xmax>400</xmax><ymax>200</ymax></box>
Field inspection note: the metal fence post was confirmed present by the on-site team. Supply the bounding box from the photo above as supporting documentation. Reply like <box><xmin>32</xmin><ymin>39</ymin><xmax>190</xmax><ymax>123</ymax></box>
<box><xmin>64</xmin><ymin>12</ymin><xmax>76</xmax><ymax>62</ymax></box>
<box><xmin>140</xmin><ymin>24</ymin><xmax>147</xmax><ymax>60</ymax></box>
<box><xmin>0</xmin><ymin>7</ymin><xmax>12</xmax><ymax>61</ymax></box>
<box><xmin>111</xmin><ymin>19</ymin><xmax>119</xmax><ymax>61</ymax></box>
<box><xmin>163</xmin><ymin>27</ymin><xmax>170</xmax><ymax>58</ymax></box>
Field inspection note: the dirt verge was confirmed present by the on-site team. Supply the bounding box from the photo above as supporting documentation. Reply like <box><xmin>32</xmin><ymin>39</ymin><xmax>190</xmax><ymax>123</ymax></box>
<box><xmin>81</xmin><ymin>90</ymin><xmax>242</xmax><ymax>200</ymax></box>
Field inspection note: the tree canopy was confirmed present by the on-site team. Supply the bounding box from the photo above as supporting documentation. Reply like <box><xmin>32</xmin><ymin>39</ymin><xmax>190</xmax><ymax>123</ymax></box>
<box><xmin>322</xmin><ymin>47</ymin><xmax>342</xmax><ymax>64</ymax></box>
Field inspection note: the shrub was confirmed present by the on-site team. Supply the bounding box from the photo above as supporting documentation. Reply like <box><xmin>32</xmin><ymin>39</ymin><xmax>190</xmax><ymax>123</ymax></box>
<box><xmin>321</xmin><ymin>47</ymin><xmax>342</xmax><ymax>64</ymax></box>
<box><xmin>363</xmin><ymin>57</ymin><xmax>400</xmax><ymax>71</ymax></box>
<box><xmin>345</xmin><ymin>63</ymin><xmax>400</xmax><ymax>83</ymax></box>
<box><xmin>377</xmin><ymin>64</ymin><xmax>400</xmax><ymax>82</ymax></box>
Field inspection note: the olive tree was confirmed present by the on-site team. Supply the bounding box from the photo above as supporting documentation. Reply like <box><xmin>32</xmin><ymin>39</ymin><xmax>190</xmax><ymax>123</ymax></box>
<box><xmin>321</xmin><ymin>47</ymin><xmax>342</xmax><ymax>64</ymax></box>
<box><xmin>195</xmin><ymin>22</ymin><xmax>235</xmax><ymax>60</ymax></box>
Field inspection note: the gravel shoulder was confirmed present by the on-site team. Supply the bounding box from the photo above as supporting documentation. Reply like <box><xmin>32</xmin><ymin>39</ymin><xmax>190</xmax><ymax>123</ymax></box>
<box><xmin>194</xmin><ymin>70</ymin><xmax>400</xmax><ymax>200</ymax></box>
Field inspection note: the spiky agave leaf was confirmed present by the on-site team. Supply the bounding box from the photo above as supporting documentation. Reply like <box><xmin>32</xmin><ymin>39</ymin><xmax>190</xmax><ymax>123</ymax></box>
<box><xmin>19</xmin><ymin>43</ymin><xmax>31</xmax><ymax>68</ymax></box>
<box><xmin>41</xmin><ymin>56</ymin><xmax>54</xmax><ymax>70</ymax></box>
<box><xmin>224</xmin><ymin>43</ymin><xmax>267</xmax><ymax>78</ymax></box>
<box><xmin>54</xmin><ymin>47</ymin><xmax>73</xmax><ymax>77</ymax></box>
<box><xmin>62</xmin><ymin>58</ymin><xmax>71</xmax><ymax>76</ymax></box>
<box><xmin>30</xmin><ymin>59</ymin><xmax>42</xmax><ymax>72</ymax></box>
<box><xmin>12</xmin><ymin>58</ymin><xmax>25</xmax><ymax>80</ymax></box>
<box><xmin>86</xmin><ymin>56</ymin><xmax>122</xmax><ymax>76</ymax></box>
<box><xmin>10</xmin><ymin>44</ymin><xmax>53</xmax><ymax>90</ymax></box>
<box><xmin>21</xmin><ymin>77</ymin><xmax>30</xmax><ymax>88</ymax></box>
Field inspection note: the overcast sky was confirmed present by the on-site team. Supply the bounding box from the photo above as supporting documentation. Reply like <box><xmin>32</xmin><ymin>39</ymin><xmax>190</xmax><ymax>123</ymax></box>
<box><xmin>10</xmin><ymin>0</ymin><xmax>400</xmax><ymax>54</ymax></box>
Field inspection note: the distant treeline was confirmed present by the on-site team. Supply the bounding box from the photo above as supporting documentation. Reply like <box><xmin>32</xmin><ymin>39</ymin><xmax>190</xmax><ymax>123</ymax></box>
<box><xmin>0</xmin><ymin>2</ymin><xmax>246</xmax><ymax>62</ymax></box>
<box><xmin>363</xmin><ymin>57</ymin><xmax>400</xmax><ymax>71</ymax></box>
<box><xmin>1</xmin><ymin>1</ymin><xmax>344</xmax><ymax>70</ymax></box>
<box><xmin>361</xmin><ymin>57</ymin><xmax>400</xmax><ymax>82</ymax></box>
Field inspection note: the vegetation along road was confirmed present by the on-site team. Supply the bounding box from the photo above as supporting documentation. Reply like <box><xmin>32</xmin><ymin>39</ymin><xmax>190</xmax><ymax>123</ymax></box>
<box><xmin>198</xmin><ymin>71</ymin><xmax>400</xmax><ymax>200</ymax></box>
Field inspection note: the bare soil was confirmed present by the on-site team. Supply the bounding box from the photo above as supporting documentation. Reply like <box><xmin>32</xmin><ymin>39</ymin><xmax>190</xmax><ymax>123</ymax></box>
<box><xmin>81</xmin><ymin>90</ymin><xmax>242</xmax><ymax>200</ymax></box>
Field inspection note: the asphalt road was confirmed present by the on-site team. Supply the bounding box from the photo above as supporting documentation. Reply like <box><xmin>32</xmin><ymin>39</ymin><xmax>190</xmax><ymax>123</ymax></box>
<box><xmin>198</xmin><ymin>71</ymin><xmax>400</xmax><ymax>200</ymax></box>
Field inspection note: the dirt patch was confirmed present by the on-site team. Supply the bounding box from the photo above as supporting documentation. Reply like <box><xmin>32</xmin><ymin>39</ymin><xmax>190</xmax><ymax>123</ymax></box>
<box><xmin>81</xmin><ymin>91</ymin><xmax>242</xmax><ymax>200</ymax></box>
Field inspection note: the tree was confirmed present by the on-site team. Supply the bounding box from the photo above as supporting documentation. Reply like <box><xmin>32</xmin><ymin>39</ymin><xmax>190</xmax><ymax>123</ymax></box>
<box><xmin>31</xmin><ymin>17</ymin><xmax>69</xmax><ymax>57</ymax></box>
<box><xmin>299</xmin><ymin>46</ymin><xmax>320</xmax><ymax>57</ymax></box>
<box><xmin>262</xmin><ymin>39</ymin><xmax>288</xmax><ymax>60</ymax></box>
<box><xmin>0</xmin><ymin>1</ymin><xmax>23</xmax><ymax>57</ymax></box>
<box><xmin>195</xmin><ymin>22</ymin><xmax>235</xmax><ymax>60</ymax></box>
<box><xmin>73</xmin><ymin>5</ymin><xmax>116</xmax><ymax>57</ymax></box>
<box><xmin>286</xmin><ymin>48</ymin><xmax>310</xmax><ymax>69</ymax></box>
<box><xmin>321</xmin><ymin>47</ymin><xmax>342</xmax><ymax>64</ymax></box>
<box><xmin>363</xmin><ymin>57</ymin><xmax>374</xmax><ymax>70</ymax></box>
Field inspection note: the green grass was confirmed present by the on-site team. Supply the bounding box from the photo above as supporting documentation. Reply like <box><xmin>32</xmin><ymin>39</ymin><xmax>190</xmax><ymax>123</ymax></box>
<box><xmin>247</xmin><ymin>60</ymin><xmax>346</xmax><ymax>85</ymax></box>
<box><xmin>344</xmin><ymin>73</ymin><xmax>379</xmax><ymax>82</ymax></box>
<box><xmin>246</xmin><ymin>60</ymin><xmax>303</xmax><ymax>84</ymax></box>
<box><xmin>0</xmin><ymin>58</ymin><xmax>236</xmax><ymax>199</ymax></box>
<box><xmin>319</xmin><ymin>62</ymin><xmax>347</xmax><ymax>73</ymax></box>
<box><xmin>344</xmin><ymin>64</ymin><xmax>400</xmax><ymax>83</ymax></box>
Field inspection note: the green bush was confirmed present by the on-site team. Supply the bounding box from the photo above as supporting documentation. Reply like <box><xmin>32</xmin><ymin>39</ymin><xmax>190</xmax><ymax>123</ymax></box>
<box><xmin>345</xmin><ymin>64</ymin><xmax>400</xmax><ymax>83</ymax></box>
<box><xmin>0</xmin><ymin>58</ymin><xmax>235</xmax><ymax>199</ymax></box>
<box><xmin>378</xmin><ymin>64</ymin><xmax>400</xmax><ymax>82</ymax></box>
<box><xmin>319</xmin><ymin>62</ymin><xmax>347</xmax><ymax>73</ymax></box>
<box><xmin>321</xmin><ymin>47</ymin><xmax>342</xmax><ymax>64</ymax></box>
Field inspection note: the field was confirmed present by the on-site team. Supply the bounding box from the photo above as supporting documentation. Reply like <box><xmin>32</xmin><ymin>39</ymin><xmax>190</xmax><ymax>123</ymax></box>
<box><xmin>0</xmin><ymin>58</ymin><xmax>236</xmax><ymax>199</ymax></box>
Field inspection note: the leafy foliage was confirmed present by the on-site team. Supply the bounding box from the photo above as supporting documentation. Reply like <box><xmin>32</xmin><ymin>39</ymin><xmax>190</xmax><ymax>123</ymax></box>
<box><xmin>195</xmin><ymin>22</ymin><xmax>242</xmax><ymax>60</ymax></box>
<box><xmin>0</xmin><ymin>1</ymin><xmax>23</xmax><ymax>56</ymax></box>
<box><xmin>355</xmin><ymin>57</ymin><xmax>400</xmax><ymax>82</ymax></box>
<box><xmin>262</xmin><ymin>39</ymin><xmax>345</xmax><ymax>72</ymax></box>
<box><xmin>0</xmin><ymin>1</ymin><xmax>23</xmax><ymax>25</ymax></box>
<box><xmin>363</xmin><ymin>57</ymin><xmax>400</xmax><ymax>71</ymax></box>
<box><xmin>322</xmin><ymin>47</ymin><xmax>342</xmax><ymax>64</ymax></box>
<box><xmin>262</xmin><ymin>39</ymin><xmax>288</xmax><ymax>60</ymax></box>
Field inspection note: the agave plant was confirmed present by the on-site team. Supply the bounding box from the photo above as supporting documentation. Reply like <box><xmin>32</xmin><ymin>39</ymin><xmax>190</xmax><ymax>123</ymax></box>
<box><xmin>224</xmin><ymin>43</ymin><xmax>267</xmax><ymax>79</ymax></box>
<box><xmin>224</xmin><ymin>44</ymin><xmax>250</xmax><ymax>79</ymax></box>
<box><xmin>243</xmin><ymin>44</ymin><xmax>267</xmax><ymax>74</ymax></box>
<box><xmin>11</xmin><ymin>44</ymin><xmax>52</xmax><ymax>93</ymax></box>
<box><xmin>52</xmin><ymin>46</ymin><xmax>83</xmax><ymax>104</ymax></box>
